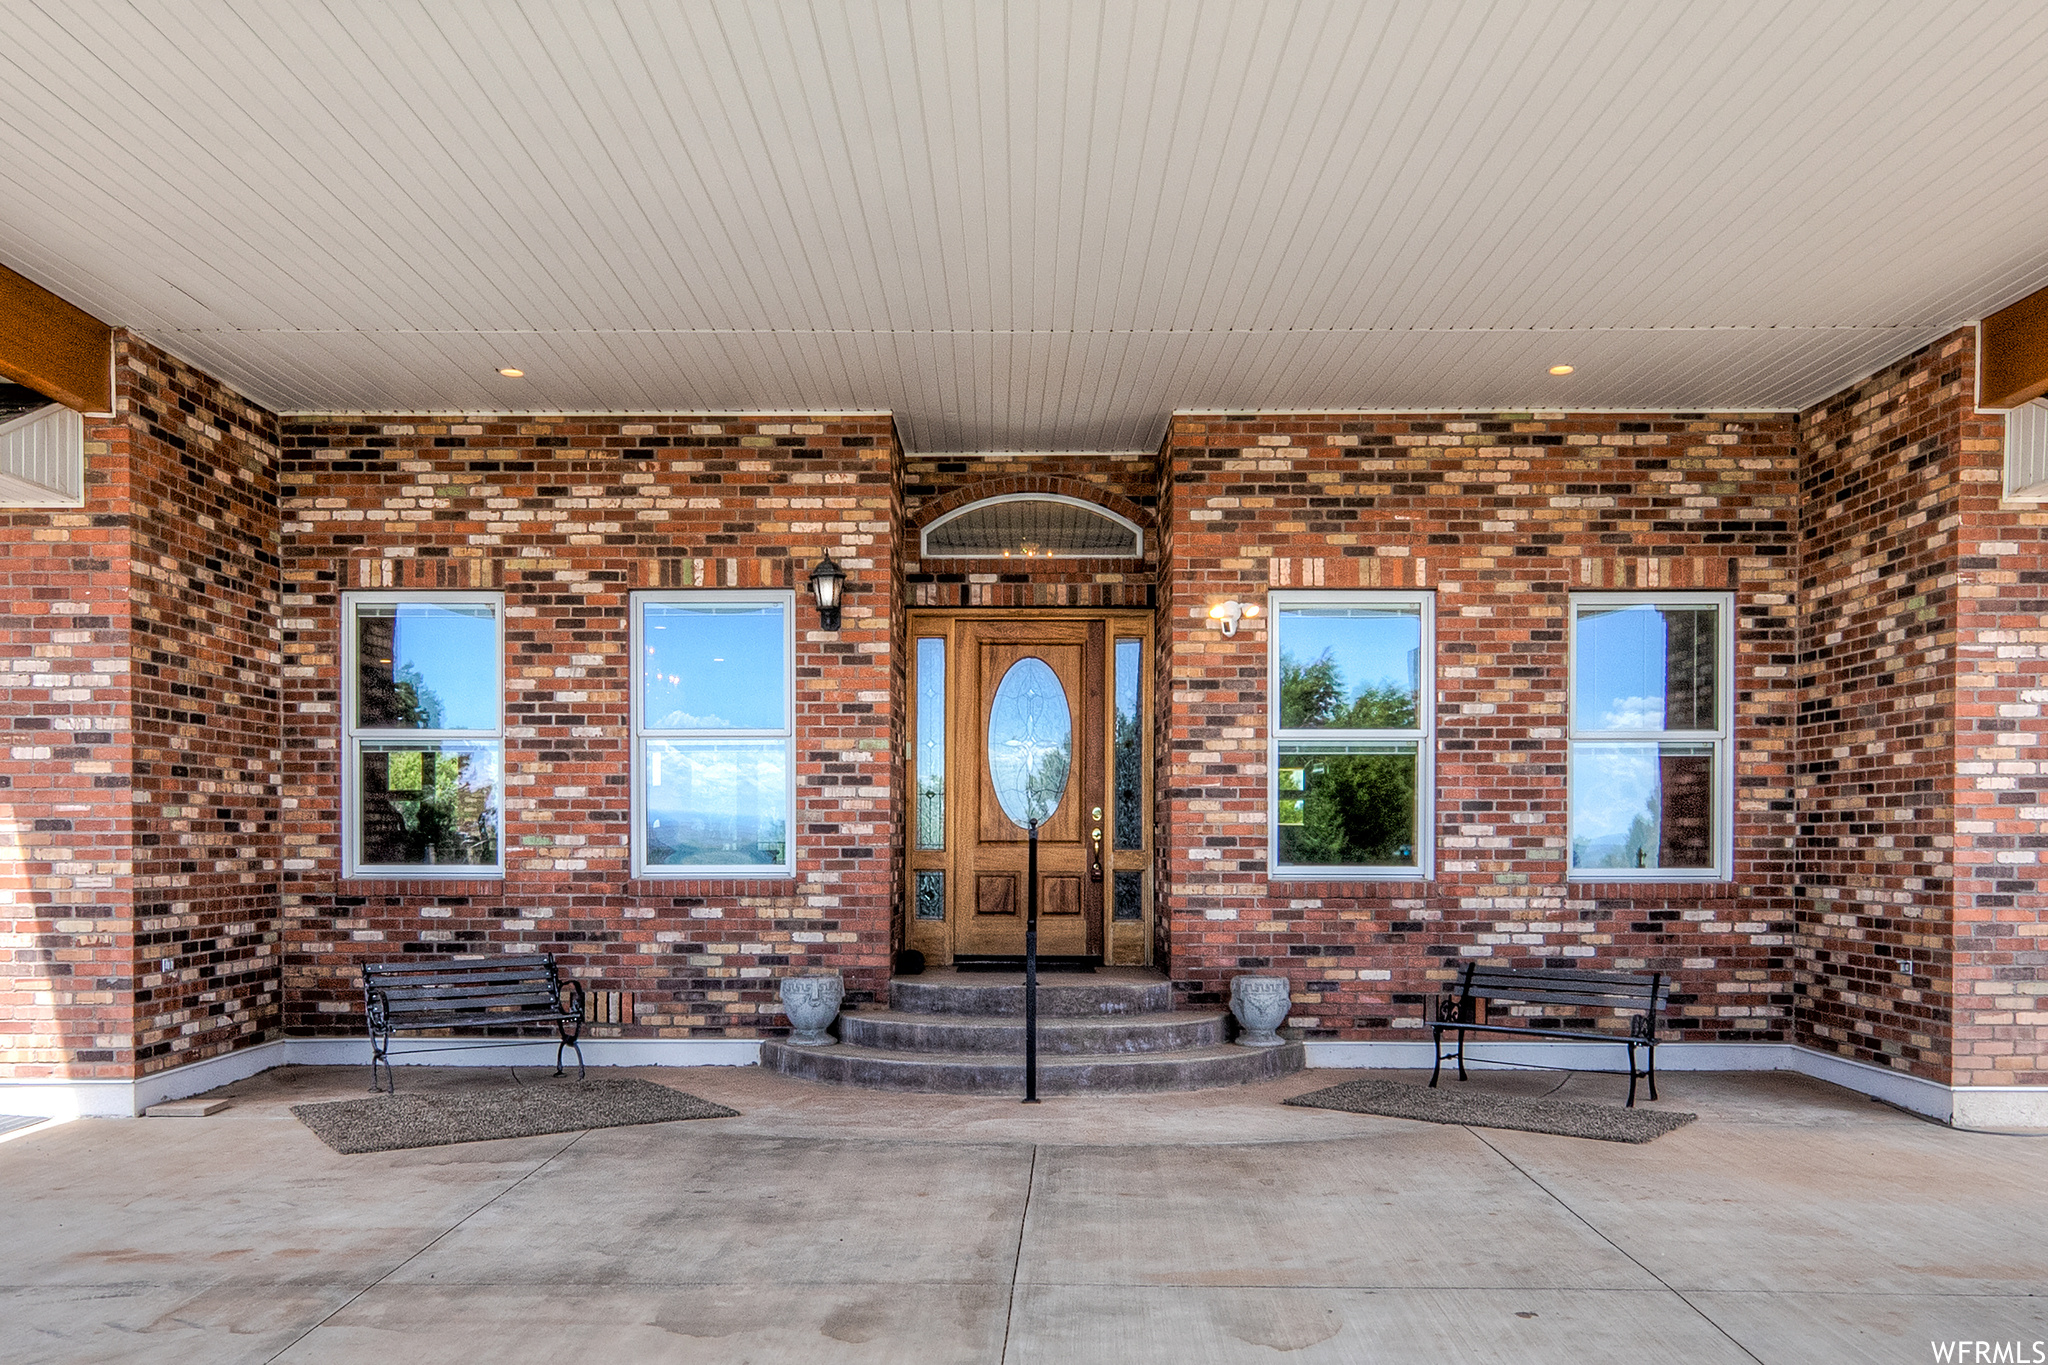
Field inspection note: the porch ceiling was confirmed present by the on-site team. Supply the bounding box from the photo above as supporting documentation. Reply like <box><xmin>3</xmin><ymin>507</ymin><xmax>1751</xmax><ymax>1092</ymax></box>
<box><xmin>4</xmin><ymin>1</ymin><xmax>2048</xmax><ymax>451</ymax></box>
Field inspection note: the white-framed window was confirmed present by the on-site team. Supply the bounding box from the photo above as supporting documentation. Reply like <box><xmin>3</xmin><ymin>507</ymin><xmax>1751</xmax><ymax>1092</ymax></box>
<box><xmin>631</xmin><ymin>590</ymin><xmax>796</xmax><ymax>878</ymax></box>
<box><xmin>1268</xmin><ymin>590</ymin><xmax>1434</xmax><ymax>879</ymax></box>
<box><xmin>342</xmin><ymin>592</ymin><xmax>505</xmax><ymax>878</ymax></box>
<box><xmin>1567</xmin><ymin>592</ymin><xmax>1733</xmax><ymax>881</ymax></box>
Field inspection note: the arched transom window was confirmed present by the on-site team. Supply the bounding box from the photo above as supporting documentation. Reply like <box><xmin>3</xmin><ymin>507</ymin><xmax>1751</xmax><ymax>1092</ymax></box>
<box><xmin>920</xmin><ymin>494</ymin><xmax>1143</xmax><ymax>560</ymax></box>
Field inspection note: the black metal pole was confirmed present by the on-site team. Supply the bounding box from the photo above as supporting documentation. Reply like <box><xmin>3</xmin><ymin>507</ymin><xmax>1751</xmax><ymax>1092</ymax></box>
<box><xmin>1023</xmin><ymin>817</ymin><xmax>1040</xmax><ymax>1103</ymax></box>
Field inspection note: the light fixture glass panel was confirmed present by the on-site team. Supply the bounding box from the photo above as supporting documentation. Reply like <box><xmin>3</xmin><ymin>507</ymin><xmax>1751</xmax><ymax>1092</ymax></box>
<box><xmin>642</xmin><ymin>602</ymin><xmax>786</xmax><ymax>731</ymax></box>
<box><xmin>355</xmin><ymin>603</ymin><xmax>498</xmax><ymax>730</ymax></box>
<box><xmin>1574</xmin><ymin>603</ymin><xmax>1718</xmax><ymax>732</ymax></box>
<box><xmin>1276</xmin><ymin>606</ymin><xmax>1422</xmax><ymax>730</ymax></box>
<box><xmin>642</xmin><ymin>740</ymin><xmax>790</xmax><ymax>867</ymax></box>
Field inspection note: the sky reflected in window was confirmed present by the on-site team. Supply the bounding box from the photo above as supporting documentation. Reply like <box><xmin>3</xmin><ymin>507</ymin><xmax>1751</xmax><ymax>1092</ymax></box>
<box><xmin>355</xmin><ymin>602</ymin><xmax>498</xmax><ymax>731</ymax></box>
<box><xmin>643</xmin><ymin>602</ymin><xmax>787</xmax><ymax>731</ymax></box>
<box><xmin>1575</xmin><ymin>603</ymin><xmax>1717</xmax><ymax>732</ymax></box>
<box><xmin>642</xmin><ymin>740</ymin><xmax>789</xmax><ymax>866</ymax></box>
<box><xmin>1277</xmin><ymin>606</ymin><xmax>1421</xmax><ymax>730</ymax></box>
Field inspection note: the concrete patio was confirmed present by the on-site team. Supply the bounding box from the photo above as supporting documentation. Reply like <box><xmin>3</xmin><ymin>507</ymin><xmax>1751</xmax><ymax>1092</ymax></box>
<box><xmin>3</xmin><ymin>1065</ymin><xmax>2044</xmax><ymax>1364</ymax></box>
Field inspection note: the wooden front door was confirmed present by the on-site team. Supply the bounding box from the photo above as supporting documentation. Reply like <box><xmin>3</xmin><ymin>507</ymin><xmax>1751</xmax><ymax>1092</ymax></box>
<box><xmin>953</xmin><ymin>618</ymin><xmax>1102</xmax><ymax>956</ymax></box>
<box><xmin>905</xmin><ymin>610</ymin><xmax>1153</xmax><ymax>966</ymax></box>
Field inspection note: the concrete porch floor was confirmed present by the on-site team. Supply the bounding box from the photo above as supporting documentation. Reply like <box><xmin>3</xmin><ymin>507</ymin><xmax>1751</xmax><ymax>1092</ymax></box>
<box><xmin>2</xmin><ymin>1063</ymin><xmax>2045</xmax><ymax>1363</ymax></box>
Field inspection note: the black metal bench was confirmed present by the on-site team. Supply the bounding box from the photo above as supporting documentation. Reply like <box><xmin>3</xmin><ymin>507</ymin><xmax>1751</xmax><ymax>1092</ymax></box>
<box><xmin>1428</xmin><ymin>964</ymin><xmax>1669</xmax><ymax>1107</ymax></box>
<box><xmin>362</xmin><ymin>954</ymin><xmax>585</xmax><ymax>1092</ymax></box>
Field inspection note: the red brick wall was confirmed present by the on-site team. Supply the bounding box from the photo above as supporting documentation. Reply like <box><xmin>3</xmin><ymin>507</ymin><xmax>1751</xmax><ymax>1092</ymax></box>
<box><xmin>902</xmin><ymin>452</ymin><xmax>1157</xmax><ymax>608</ymax></box>
<box><xmin>0</xmin><ymin>334</ymin><xmax>280</xmax><ymax>1081</ymax></box>
<box><xmin>1795</xmin><ymin>333</ymin><xmax>1972</xmax><ymax>1082</ymax></box>
<box><xmin>277</xmin><ymin>416</ymin><xmax>898</xmax><ymax>1039</ymax></box>
<box><xmin>1806</xmin><ymin>328</ymin><xmax>2048</xmax><ymax>1088</ymax></box>
<box><xmin>0</xmin><ymin>389</ymin><xmax>139</xmax><ymax>1080</ymax></box>
<box><xmin>1952</xmin><ymin>366</ymin><xmax>2048</xmax><ymax>1089</ymax></box>
<box><xmin>1159</xmin><ymin>413</ymin><xmax>1802</xmax><ymax>1042</ymax></box>
<box><xmin>123</xmin><ymin>339</ymin><xmax>283</xmax><ymax>1074</ymax></box>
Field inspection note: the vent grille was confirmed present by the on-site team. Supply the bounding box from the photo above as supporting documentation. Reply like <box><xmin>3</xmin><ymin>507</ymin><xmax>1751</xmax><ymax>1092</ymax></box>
<box><xmin>0</xmin><ymin>400</ymin><xmax>83</xmax><ymax>507</ymax></box>
<box><xmin>2007</xmin><ymin>399</ymin><xmax>2048</xmax><ymax>499</ymax></box>
<box><xmin>922</xmin><ymin>496</ymin><xmax>1140</xmax><ymax>559</ymax></box>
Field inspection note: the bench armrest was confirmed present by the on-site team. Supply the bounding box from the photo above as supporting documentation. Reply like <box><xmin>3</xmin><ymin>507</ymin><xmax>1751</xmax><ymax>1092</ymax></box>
<box><xmin>1429</xmin><ymin>984</ymin><xmax>1477</xmax><ymax>1026</ymax></box>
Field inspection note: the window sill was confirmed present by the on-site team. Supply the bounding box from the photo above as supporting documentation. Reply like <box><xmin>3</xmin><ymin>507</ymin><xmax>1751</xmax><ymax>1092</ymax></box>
<box><xmin>626</xmin><ymin>873</ymin><xmax>798</xmax><ymax>894</ymax></box>
<box><xmin>1568</xmin><ymin>877</ymin><xmax>1735</xmax><ymax>898</ymax></box>
<box><xmin>1268</xmin><ymin>874</ymin><xmax>1433</xmax><ymax>894</ymax></box>
<box><xmin>340</xmin><ymin>873</ymin><xmax>507</xmax><ymax>894</ymax></box>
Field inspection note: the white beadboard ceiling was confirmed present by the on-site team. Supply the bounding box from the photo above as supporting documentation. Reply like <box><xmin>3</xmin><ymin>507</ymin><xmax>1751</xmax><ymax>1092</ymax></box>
<box><xmin>4</xmin><ymin>0</ymin><xmax>2048</xmax><ymax>451</ymax></box>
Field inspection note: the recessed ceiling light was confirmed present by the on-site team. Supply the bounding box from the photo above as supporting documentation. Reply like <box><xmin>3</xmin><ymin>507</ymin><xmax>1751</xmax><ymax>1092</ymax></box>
<box><xmin>497</xmin><ymin>367</ymin><xmax>524</xmax><ymax>378</ymax></box>
<box><xmin>1548</xmin><ymin>364</ymin><xmax>1575</xmax><ymax>376</ymax></box>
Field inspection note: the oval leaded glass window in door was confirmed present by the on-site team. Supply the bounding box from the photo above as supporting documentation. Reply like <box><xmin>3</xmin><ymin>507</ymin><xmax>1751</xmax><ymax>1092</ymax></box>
<box><xmin>987</xmin><ymin>657</ymin><xmax>1071</xmax><ymax>828</ymax></box>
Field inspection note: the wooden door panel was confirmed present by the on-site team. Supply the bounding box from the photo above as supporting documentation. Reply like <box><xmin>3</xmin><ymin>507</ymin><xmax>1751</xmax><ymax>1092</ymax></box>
<box><xmin>951</xmin><ymin>617</ymin><xmax>1102</xmax><ymax>958</ymax></box>
<box><xmin>976</xmin><ymin>873</ymin><xmax>1016</xmax><ymax>918</ymax></box>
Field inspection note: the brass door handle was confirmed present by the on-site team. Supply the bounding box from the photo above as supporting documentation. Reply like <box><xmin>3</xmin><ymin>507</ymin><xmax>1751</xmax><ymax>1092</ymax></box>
<box><xmin>1090</xmin><ymin>827</ymin><xmax>1103</xmax><ymax>882</ymax></box>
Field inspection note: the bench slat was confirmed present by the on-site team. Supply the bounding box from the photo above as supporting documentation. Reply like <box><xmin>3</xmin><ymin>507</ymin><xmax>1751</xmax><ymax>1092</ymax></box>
<box><xmin>377</xmin><ymin>980</ymin><xmax>559</xmax><ymax>1000</ymax></box>
<box><xmin>367</xmin><ymin>966</ymin><xmax>557</xmax><ymax>985</ymax></box>
<box><xmin>1466</xmin><ymin>989</ymin><xmax>1665</xmax><ymax>1011</ymax></box>
<box><xmin>368</xmin><ymin>955</ymin><xmax>555</xmax><ymax>969</ymax></box>
<box><xmin>366</xmin><ymin>958</ymin><xmax>555</xmax><ymax>978</ymax></box>
<box><xmin>383</xmin><ymin>996</ymin><xmax>559</xmax><ymax>1016</ymax></box>
<box><xmin>1462</xmin><ymin>967</ymin><xmax>1660</xmax><ymax>985</ymax></box>
<box><xmin>1463</xmin><ymin>974</ymin><xmax>1659</xmax><ymax>992</ymax></box>
<box><xmin>382</xmin><ymin>1011</ymin><xmax>575</xmax><ymax>1030</ymax></box>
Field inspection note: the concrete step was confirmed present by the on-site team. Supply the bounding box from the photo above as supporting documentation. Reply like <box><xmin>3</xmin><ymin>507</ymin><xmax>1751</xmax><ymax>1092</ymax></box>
<box><xmin>760</xmin><ymin>1038</ymin><xmax>1305</xmax><ymax>1095</ymax></box>
<box><xmin>839</xmin><ymin>1008</ymin><xmax>1227</xmax><ymax>1055</ymax></box>
<box><xmin>889</xmin><ymin>967</ymin><xmax>1175</xmax><ymax>1018</ymax></box>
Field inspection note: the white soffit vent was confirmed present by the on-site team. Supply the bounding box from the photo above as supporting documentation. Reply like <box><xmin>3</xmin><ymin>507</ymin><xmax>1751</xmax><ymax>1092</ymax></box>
<box><xmin>2005</xmin><ymin>399</ymin><xmax>2048</xmax><ymax>500</ymax></box>
<box><xmin>0</xmin><ymin>396</ymin><xmax>84</xmax><ymax>508</ymax></box>
<box><xmin>921</xmin><ymin>495</ymin><xmax>1142</xmax><ymax>560</ymax></box>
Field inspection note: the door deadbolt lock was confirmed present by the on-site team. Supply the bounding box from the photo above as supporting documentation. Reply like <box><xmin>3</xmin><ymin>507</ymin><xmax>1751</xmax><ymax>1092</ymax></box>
<box><xmin>1092</xmin><ymin>806</ymin><xmax>1102</xmax><ymax>821</ymax></box>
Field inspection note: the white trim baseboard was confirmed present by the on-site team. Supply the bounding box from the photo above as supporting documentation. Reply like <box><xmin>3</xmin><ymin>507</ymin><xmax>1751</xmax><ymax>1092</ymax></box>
<box><xmin>5</xmin><ymin>1035</ymin><xmax>2042</xmax><ymax>1129</ymax></box>
<box><xmin>1298</xmin><ymin>1039</ymin><xmax>1792</xmax><ymax>1076</ymax></box>
<box><xmin>0</xmin><ymin>1037</ymin><xmax>765</xmax><ymax>1118</ymax></box>
<box><xmin>1299</xmin><ymin>1039</ymin><xmax>2042</xmax><ymax>1129</ymax></box>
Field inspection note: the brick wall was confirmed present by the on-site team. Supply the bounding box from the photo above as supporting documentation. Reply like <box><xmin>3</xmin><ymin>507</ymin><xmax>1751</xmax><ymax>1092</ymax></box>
<box><xmin>1952</xmin><ymin>350</ymin><xmax>2048</xmax><ymax>1089</ymax></box>
<box><xmin>902</xmin><ymin>451</ymin><xmax>1158</xmax><ymax>608</ymax></box>
<box><xmin>1795</xmin><ymin>334</ymin><xmax>1972</xmax><ymax>1081</ymax></box>
<box><xmin>1159</xmin><ymin>413</ymin><xmax>1802</xmax><ymax>1043</ymax></box>
<box><xmin>0</xmin><ymin>385</ymin><xmax>138</xmax><ymax>1080</ymax></box>
<box><xmin>123</xmin><ymin>339</ymin><xmax>283</xmax><ymax>1074</ymax></box>
<box><xmin>277</xmin><ymin>416</ymin><xmax>898</xmax><ymax>1040</ymax></box>
<box><xmin>0</xmin><ymin>334</ymin><xmax>280</xmax><ymax>1081</ymax></box>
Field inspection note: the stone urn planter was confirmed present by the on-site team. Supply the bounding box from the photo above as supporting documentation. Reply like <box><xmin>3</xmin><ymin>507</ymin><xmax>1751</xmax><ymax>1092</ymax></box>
<box><xmin>779</xmin><ymin>972</ymin><xmax>845</xmax><ymax>1047</ymax></box>
<box><xmin>1229</xmin><ymin>975</ymin><xmax>1293</xmax><ymax>1048</ymax></box>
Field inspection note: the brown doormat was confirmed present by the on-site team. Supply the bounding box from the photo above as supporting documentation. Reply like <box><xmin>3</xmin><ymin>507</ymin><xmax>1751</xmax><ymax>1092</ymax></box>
<box><xmin>1284</xmin><ymin>1077</ymin><xmax>1696</xmax><ymax>1144</ymax></box>
<box><xmin>292</xmin><ymin>1076</ymin><xmax>738</xmax><ymax>1154</ymax></box>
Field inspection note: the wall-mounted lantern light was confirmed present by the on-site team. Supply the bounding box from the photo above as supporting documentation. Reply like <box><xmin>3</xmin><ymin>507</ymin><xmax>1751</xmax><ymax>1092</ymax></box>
<box><xmin>1208</xmin><ymin>599</ymin><xmax>1260</xmax><ymax>637</ymax></box>
<box><xmin>809</xmin><ymin>555</ymin><xmax>846</xmax><ymax>630</ymax></box>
